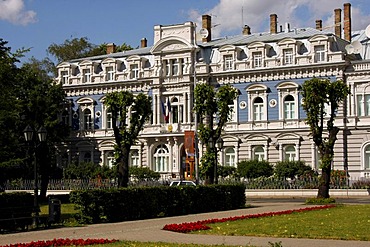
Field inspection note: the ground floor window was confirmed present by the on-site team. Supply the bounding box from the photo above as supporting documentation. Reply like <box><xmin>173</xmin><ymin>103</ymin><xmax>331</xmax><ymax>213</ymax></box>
<box><xmin>225</xmin><ymin>147</ymin><xmax>236</xmax><ymax>167</ymax></box>
<box><xmin>153</xmin><ymin>144</ymin><xmax>170</xmax><ymax>172</ymax></box>
<box><xmin>253</xmin><ymin>146</ymin><xmax>265</xmax><ymax>161</ymax></box>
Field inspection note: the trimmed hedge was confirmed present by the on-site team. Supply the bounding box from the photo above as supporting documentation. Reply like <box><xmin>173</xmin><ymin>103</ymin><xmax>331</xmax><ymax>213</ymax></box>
<box><xmin>0</xmin><ymin>192</ymin><xmax>34</xmax><ymax>231</ymax></box>
<box><xmin>70</xmin><ymin>184</ymin><xmax>246</xmax><ymax>224</ymax></box>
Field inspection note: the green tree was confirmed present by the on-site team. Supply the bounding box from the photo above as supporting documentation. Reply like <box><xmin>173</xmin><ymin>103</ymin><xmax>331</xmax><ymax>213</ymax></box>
<box><xmin>194</xmin><ymin>84</ymin><xmax>238</xmax><ymax>184</ymax></box>
<box><xmin>237</xmin><ymin>160</ymin><xmax>274</xmax><ymax>178</ymax></box>
<box><xmin>274</xmin><ymin>161</ymin><xmax>315</xmax><ymax>179</ymax></box>
<box><xmin>302</xmin><ymin>78</ymin><xmax>349</xmax><ymax>198</ymax></box>
<box><xmin>104</xmin><ymin>91</ymin><xmax>152</xmax><ymax>187</ymax></box>
<box><xmin>47</xmin><ymin>37</ymin><xmax>133</xmax><ymax>63</ymax></box>
<box><xmin>129</xmin><ymin>166</ymin><xmax>160</xmax><ymax>182</ymax></box>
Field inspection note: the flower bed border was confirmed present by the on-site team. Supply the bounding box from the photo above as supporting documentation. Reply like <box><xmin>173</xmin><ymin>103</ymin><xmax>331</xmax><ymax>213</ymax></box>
<box><xmin>0</xmin><ymin>238</ymin><xmax>118</xmax><ymax>247</ymax></box>
<box><xmin>163</xmin><ymin>205</ymin><xmax>336</xmax><ymax>233</ymax></box>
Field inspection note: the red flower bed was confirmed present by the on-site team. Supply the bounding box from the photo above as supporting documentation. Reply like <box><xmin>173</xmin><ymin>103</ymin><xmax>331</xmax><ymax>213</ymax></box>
<box><xmin>163</xmin><ymin>205</ymin><xmax>336</xmax><ymax>233</ymax></box>
<box><xmin>0</xmin><ymin>238</ymin><xmax>118</xmax><ymax>247</ymax></box>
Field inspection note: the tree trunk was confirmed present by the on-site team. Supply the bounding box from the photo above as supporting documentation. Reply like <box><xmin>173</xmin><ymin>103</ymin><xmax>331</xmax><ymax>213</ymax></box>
<box><xmin>117</xmin><ymin>147</ymin><xmax>130</xmax><ymax>187</ymax></box>
<box><xmin>317</xmin><ymin>162</ymin><xmax>331</xmax><ymax>198</ymax></box>
<box><xmin>38</xmin><ymin>143</ymin><xmax>49</xmax><ymax>200</ymax></box>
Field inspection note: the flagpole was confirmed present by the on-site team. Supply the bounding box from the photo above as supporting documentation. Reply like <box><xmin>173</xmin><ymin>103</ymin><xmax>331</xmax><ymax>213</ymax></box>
<box><xmin>193</xmin><ymin>22</ymin><xmax>199</xmax><ymax>185</ymax></box>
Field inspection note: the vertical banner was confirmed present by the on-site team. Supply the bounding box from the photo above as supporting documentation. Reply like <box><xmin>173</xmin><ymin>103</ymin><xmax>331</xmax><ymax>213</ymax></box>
<box><xmin>184</xmin><ymin>130</ymin><xmax>195</xmax><ymax>156</ymax></box>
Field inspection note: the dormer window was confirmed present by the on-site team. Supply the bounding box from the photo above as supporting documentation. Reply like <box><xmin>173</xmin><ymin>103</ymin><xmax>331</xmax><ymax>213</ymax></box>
<box><xmin>283</xmin><ymin>49</ymin><xmax>293</xmax><ymax>65</ymax></box>
<box><xmin>106</xmin><ymin>66</ymin><xmax>114</xmax><ymax>81</ymax></box>
<box><xmin>224</xmin><ymin>55</ymin><xmax>233</xmax><ymax>71</ymax></box>
<box><xmin>253</xmin><ymin>52</ymin><xmax>263</xmax><ymax>68</ymax></box>
<box><xmin>61</xmin><ymin>71</ymin><xmax>69</xmax><ymax>85</ymax></box>
<box><xmin>130</xmin><ymin>64</ymin><xmax>139</xmax><ymax>79</ymax></box>
<box><xmin>83</xmin><ymin>69</ymin><xmax>91</xmax><ymax>83</ymax></box>
<box><xmin>314</xmin><ymin>45</ymin><xmax>325</xmax><ymax>62</ymax></box>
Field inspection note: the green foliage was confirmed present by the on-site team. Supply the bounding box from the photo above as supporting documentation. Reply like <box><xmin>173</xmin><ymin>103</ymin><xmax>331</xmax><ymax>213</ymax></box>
<box><xmin>237</xmin><ymin>160</ymin><xmax>274</xmax><ymax>178</ymax></box>
<box><xmin>274</xmin><ymin>161</ymin><xmax>315</xmax><ymax>179</ymax></box>
<box><xmin>305</xmin><ymin>197</ymin><xmax>336</xmax><ymax>204</ymax></box>
<box><xmin>302</xmin><ymin>78</ymin><xmax>349</xmax><ymax>198</ymax></box>
<box><xmin>0</xmin><ymin>192</ymin><xmax>33</xmax><ymax>231</ymax></box>
<box><xmin>70</xmin><ymin>184</ymin><xmax>246</xmax><ymax>224</ymax></box>
<box><xmin>63</xmin><ymin>162</ymin><xmax>101</xmax><ymax>179</ymax></box>
<box><xmin>218</xmin><ymin>166</ymin><xmax>237</xmax><ymax>178</ymax></box>
<box><xmin>105</xmin><ymin>91</ymin><xmax>152</xmax><ymax>187</ymax></box>
<box><xmin>129</xmin><ymin>166</ymin><xmax>160</xmax><ymax>181</ymax></box>
<box><xmin>48</xmin><ymin>37</ymin><xmax>134</xmax><ymax>62</ymax></box>
<box><xmin>194</xmin><ymin>84</ymin><xmax>238</xmax><ymax>183</ymax></box>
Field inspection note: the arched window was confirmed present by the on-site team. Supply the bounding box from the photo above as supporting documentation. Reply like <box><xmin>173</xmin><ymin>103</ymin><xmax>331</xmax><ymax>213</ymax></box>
<box><xmin>284</xmin><ymin>95</ymin><xmax>295</xmax><ymax>119</ymax></box>
<box><xmin>130</xmin><ymin>150</ymin><xmax>139</xmax><ymax>166</ymax></box>
<box><xmin>83</xmin><ymin>152</ymin><xmax>91</xmax><ymax>163</ymax></box>
<box><xmin>253</xmin><ymin>146</ymin><xmax>265</xmax><ymax>161</ymax></box>
<box><xmin>253</xmin><ymin>97</ymin><xmax>264</xmax><ymax>121</ymax></box>
<box><xmin>225</xmin><ymin>147</ymin><xmax>236</xmax><ymax>167</ymax></box>
<box><xmin>83</xmin><ymin>109</ymin><xmax>92</xmax><ymax>130</ymax></box>
<box><xmin>153</xmin><ymin>144</ymin><xmax>170</xmax><ymax>172</ymax></box>
<box><xmin>106</xmin><ymin>151</ymin><xmax>115</xmax><ymax>168</ymax></box>
<box><xmin>284</xmin><ymin>145</ymin><xmax>296</xmax><ymax>161</ymax></box>
<box><xmin>365</xmin><ymin>145</ymin><xmax>370</xmax><ymax>170</ymax></box>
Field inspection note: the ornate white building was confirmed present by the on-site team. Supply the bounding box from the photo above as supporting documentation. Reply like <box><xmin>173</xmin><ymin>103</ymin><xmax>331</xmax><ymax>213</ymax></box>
<box><xmin>56</xmin><ymin>3</ymin><xmax>370</xmax><ymax>179</ymax></box>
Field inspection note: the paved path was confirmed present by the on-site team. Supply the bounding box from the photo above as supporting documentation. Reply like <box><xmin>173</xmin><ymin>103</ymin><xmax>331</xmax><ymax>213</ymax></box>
<box><xmin>1</xmin><ymin>201</ymin><xmax>369</xmax><ymax>247</ymax></box>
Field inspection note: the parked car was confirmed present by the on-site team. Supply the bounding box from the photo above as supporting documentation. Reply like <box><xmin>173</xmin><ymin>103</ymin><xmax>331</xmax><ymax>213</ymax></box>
<box><xmin>169</xmin><ymin>180</ymin><xmax>196</xmax><ymax>186</ymax></box>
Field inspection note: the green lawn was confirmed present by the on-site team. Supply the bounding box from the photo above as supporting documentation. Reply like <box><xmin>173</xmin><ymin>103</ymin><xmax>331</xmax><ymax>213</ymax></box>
<box><xmin>193</xmin><ymin>204</ymin><xmax>370</xmax><ymax>241</ymax></box>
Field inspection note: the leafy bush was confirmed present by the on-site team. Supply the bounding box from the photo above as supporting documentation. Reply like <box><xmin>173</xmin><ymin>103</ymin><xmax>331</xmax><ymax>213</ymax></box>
<box><xmin>305</xmin><ymin>197</ymin><xmax>336</xmax><ymax>204</ymax></box>
<box><xmin>129</xmin><ymin>166</ymin><xmax>160</xmax><ymax>181</ymax></box>
<box><xmin>63</xmin><ymin>162</ymin><xmax>101</xmax><ymax>179</ymax></box>
<box><xmin>218</xmin><ymin>166</ymin><xmax>237</xmax><ymax>178</ymax></box>
<box><xmin>351</xmin><ymin>179</ymin><xmax>370</xmax><ymax>189</ymax></box>
<box><xmin>237</xmin><ymin>160</ymin><xmax>274</xmax><ymax>178</ymax></box>
<box><xmin>70</xmin><ymin>184</ymin><xmax>246</xmax><ymax>224</ymax></box>
<box><xmin>274</xmin><ymin>161</ymin><xmax>315</xmax><ymax>179</ymax></box>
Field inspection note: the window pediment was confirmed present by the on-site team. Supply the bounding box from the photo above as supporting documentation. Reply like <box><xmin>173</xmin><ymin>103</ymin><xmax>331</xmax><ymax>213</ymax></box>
<box><xmin>247</xmin><ymin>41</ymin><xmax>268</xmax><ymax>50</ymax></box>
<box><xmin>151</xmin><ymin>37</ymin><xmax>193</xmax><ymax>54</ymax></box>
<box><xmin>219</xmin><ymin>45</ymin><xmax>241</xmax><ymax>53</ymax></box>
<box><xmin>246</xmin><ymin>84</ymin><xmax>268</xmax><ymax>92</ymax></box>
<box><xmin>276</xmin><ymin>81</ymin><xmax>300</xmax><ymax>90</ymax></box>
<box><xmin>308</xmin><ymin>34</ymin><xmax>329</xmax><ymax>43</ymax></box>
<box><xmin>77</xmin><ymin>97</ymin><xmax>94</xmax><ymax>104</ymax></box>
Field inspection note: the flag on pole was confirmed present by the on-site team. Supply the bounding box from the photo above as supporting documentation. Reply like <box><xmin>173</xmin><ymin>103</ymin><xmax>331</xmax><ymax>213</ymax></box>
<box><xmin>161</xmin><ymin>99</ymin><xmax>169</xmax><ymax>123</ymax></box>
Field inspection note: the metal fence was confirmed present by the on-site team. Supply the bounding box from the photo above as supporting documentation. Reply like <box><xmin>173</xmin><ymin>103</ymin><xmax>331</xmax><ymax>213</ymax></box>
<box><xmin>2</xmin><ymin>177</ymin><xmax>370</xmax><ymax>191</ymax></box>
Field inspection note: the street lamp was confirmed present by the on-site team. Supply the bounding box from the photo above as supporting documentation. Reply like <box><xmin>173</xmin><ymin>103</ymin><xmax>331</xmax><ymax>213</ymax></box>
<box><xmin>23</xmin><ymin>125</ymin><xmax>47</xmax><ymax>227</ymax></box>
<box><xmin>215</xmin><ymin>137</ymin><xmax>223</xmax><ymax>184</ymax></box>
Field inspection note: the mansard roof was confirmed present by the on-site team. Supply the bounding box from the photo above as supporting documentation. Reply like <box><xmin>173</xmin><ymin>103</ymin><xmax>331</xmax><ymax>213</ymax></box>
<box><xmin>199</xmin><ymin>27</ymin><xmax>335</xmax><ymax>48</ymax></box>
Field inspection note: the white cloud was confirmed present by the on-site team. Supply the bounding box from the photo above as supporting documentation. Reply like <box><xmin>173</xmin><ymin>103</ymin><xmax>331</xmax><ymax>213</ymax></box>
<box><xmin>0</xmin><ymin>0</ymin><xmax>37</xmax><ymax>25</ymax></box>
<box><xmin>189</xmin><ymin>0</ymin><xmax>370</xmax><ymax>38</ymax></box>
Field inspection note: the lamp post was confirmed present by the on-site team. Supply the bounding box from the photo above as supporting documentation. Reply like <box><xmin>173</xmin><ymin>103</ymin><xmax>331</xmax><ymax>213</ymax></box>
<box><xmin>23</xmin><ymin>125</ymin><xmax>47</xmax><ymax>227</ymax></box>
<box><xmin>215</xmin><ymin>137</ymin><xmax>224</xmax><ymax>184</ymax></box>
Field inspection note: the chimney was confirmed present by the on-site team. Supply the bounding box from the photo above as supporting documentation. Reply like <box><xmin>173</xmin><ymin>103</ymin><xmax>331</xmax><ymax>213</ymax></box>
<box><xmin>242</xmin><ymin>25</ymin><xmax>251</xmax><ymax>35</ymax></box>
<box><xmin>316</xmin><ymin>20</ymin><xmax>322</xmax><ymax>31</ymax></box>
<box><xmin>141</xmin><ymin>38</ymin><xmax>147</xmax><ymax>48</ymax></box>
<box><xmin>270</xmin><ymin>14</ymin><xmax>278</xmax><ymax>34</ymax></box>
<box><xmin>106</xmin><ymin>43</ymin><xmax>116</xmax><ymax>54</ymax></box>
<box><xmin>202</xmin><ymin>14</ymin><xmax>212</xmax><ymax>42</ymax></box>
<box><xmin>334</xmin><ymin>8</ymin><xmax>342</xmax><ymax>38</ymax></box>
<box><xmin>344</xmin><ymin>3</ymin><xmax>352</xmax><ymax>42</ymax></box>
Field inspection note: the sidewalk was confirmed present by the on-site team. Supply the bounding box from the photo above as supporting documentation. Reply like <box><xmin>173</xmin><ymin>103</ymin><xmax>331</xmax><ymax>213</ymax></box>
<box><xmin>1</xmin><ymin>201</ymin><xmax>369</xmax><ymax>247</ymax></box>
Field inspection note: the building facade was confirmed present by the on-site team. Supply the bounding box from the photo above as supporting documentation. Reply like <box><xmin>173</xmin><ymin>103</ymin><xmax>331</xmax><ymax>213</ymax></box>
<box><xmin>56</xmin><ymin>3</ymin><xmax>370</xmax><ymax>179</ymax></box>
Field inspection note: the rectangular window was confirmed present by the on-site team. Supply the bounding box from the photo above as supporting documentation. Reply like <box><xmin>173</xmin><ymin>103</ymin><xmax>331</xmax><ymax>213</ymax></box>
<box><xmin>283</xmin><ymin>49</ymin><xmax>293</xmax><ymax>65</ymax></box>
<box><xmin>172</xmin><ymin>59</ymin><xmax>179</xmax><ymax>76</ymax></box>
<box><xmin>61</xmin><ymin>71</ymin><xmax>69</xmax><ymax>84</ymax></box>
<box><xmin>284</xmin><ymin>102</ymin><xmax>295</xmax><ymax>119</ymax></box>
<box><xmin>224</xmin><ymin>55</ymin><xmax>233</xmax><ymax>70</ymax></box>
<box><xmin>253</xmin><ymin>52</ymin><xmax>262</xmax><ymax>68</ymax></box>
<box><xmin>130</xmin><ymin>64</ymin><xmax>139</xmax><ymax>79</ymax></box>
<box><xmin>106</xmin><ymin>66</ymin><xmax>114</xmax><ymax>81</ymax></box>
<box><xmin>253</xmin><ymin>103</ymin><xmax>263</xmax><ymax>121</ymax></box>
<box><xmin>314</xmin><ymin>45</ymin><xmax>326</xmax><ymax>62</ymax></box>
<box><xmin>228</xmin><ymin>104</ymin><xmax>236</xmax><ymax>122</ymax></box>
<box><xmin>106</xmin><ymin>111</ymin><xmax>112</xmax><ymax>129</ymax></box>
<box><xmin>357</xmin><ymin>94</ymin><xmax>370</xmax><ymax>116</ymax></box>
<box><xmin>165</xmin><ymin>60</ymin><xmax>171</xmax><ymax>76</ymax></box>
<box><xmin>83</xmin><ymin>69</ymin><xmax>91</xmax><ymax>83</ymax></box>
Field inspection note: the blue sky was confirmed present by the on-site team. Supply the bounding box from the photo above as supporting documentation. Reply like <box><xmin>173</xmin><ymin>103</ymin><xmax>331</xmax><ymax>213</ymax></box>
<box><xmin>1</xmin><ymin>0</ymin><xmax>369</xmax><ymax>63</ymax></box>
